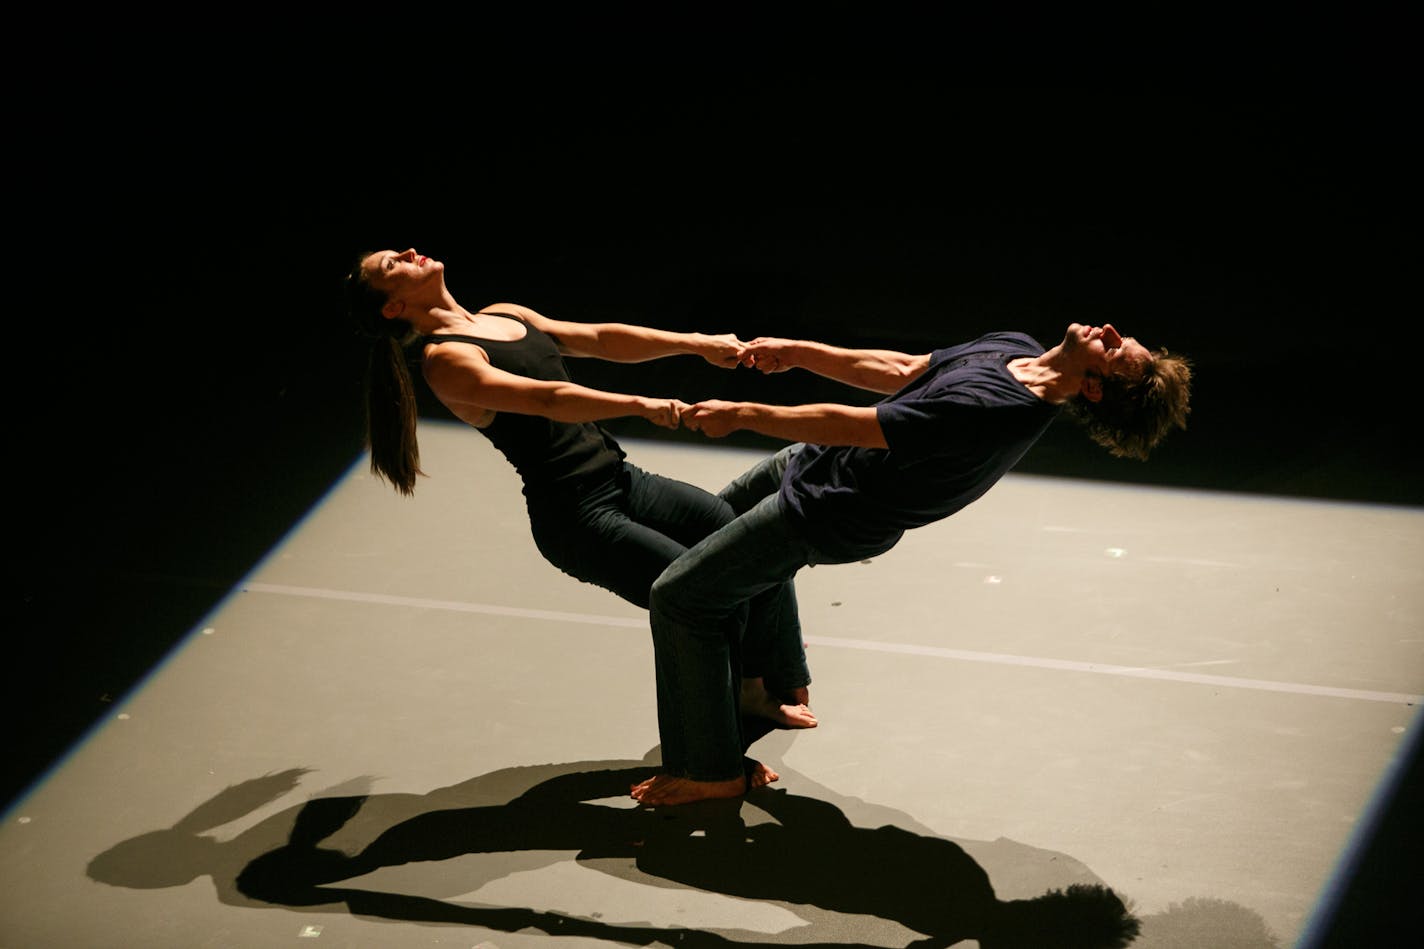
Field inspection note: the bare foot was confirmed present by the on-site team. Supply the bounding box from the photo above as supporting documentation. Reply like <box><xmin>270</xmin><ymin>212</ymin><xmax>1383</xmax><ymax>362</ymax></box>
<box><xmin>630</xmin><ymin>774</ymin><xmax>746</xmax><ymax>806</ymax></box>
<box><xmin>740</xmin><ymin>678</ymin><xmax>818</xmax><ymax>729</ymax></box>
<box><xmin>747</xmin><ymin>760</ymin><xmax>780</xmax><ymax>789</ymax></box>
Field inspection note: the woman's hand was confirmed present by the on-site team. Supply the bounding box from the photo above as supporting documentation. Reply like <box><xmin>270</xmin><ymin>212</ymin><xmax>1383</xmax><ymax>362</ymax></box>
<box><xmin>641</xmin><ymin>397</ymin><xmax>688</xmax><ymax>429</ymax></box>
<box><xmin>693</xmin><ymin>333</ymin><xmax>746</xmax><ymax>369</ymax></box>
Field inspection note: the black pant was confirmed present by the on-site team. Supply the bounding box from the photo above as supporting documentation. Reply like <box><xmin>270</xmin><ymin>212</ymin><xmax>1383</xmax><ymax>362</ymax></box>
<box><xmin>526</xmin><ymin>462</ymin><xmax>737</xmax><ymax>611</ymax></box>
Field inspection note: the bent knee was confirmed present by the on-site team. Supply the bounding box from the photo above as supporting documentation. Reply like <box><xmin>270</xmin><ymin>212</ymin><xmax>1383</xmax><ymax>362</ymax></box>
<box><xmin>650</xmin><ymin>566</ymin><xmax>737</xmax><ymax>628</ymax></box>
<box><xmin>649</xmin><ymin>569</ymin><xmax>681</xmax><ymax>615</ymax></box>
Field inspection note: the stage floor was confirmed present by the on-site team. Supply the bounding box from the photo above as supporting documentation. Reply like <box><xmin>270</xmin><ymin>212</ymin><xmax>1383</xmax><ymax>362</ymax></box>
<box><xmin>3</xmin><ymin>424</ymin><xmax>1420</xmax><ymax>948</ymax></box>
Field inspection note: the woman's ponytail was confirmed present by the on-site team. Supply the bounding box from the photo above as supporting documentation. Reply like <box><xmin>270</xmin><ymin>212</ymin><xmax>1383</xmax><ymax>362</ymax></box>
<box><xmin>347</xmin><ymin>254</ymin><xmax>424</xmax><ymax>494</ymax></box>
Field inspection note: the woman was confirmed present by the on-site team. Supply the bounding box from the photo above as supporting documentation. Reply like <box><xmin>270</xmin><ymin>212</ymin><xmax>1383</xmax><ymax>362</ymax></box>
<box><xmin>346</xmin><ymin>247</ymin><xmax>815</xmax><ymax>738</ymax></box>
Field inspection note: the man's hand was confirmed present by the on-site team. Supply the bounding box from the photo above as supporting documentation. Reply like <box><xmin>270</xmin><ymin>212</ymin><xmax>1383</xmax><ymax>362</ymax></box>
<box><xmin>693</xmin><ymin>333</ymin><xmax>746</xmax><ymax>369</ymax></box>
<box><xmin>740</xmin><ymin>337</ymin><xmax>800</xmax><ymax>374</ymax></box>
<box><xmin>681</xmin><ymin>400</ymin><xmax>745</xmax><ymax>438</ymax></box>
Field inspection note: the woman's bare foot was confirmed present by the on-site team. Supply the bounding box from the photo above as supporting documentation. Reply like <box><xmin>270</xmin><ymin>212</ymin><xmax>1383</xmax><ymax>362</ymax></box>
<box><xmin>629</xmin><ymin>774</ymin><xmax>746</xmax><ymax>806</ymax></box>
<box><xmin>747</xmin><ymin>759</ymin><xmax>780</xmax><ymax>789</ymax></box>
<box><xmin>740</xmin><ymin>678</ymin><xmax>818</xmax><ymax>729</ymax></box>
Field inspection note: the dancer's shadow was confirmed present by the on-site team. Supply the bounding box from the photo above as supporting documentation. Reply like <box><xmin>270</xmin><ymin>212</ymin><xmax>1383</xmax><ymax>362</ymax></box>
<box><xmin>88</xmin><ymin>752</ymin><xmax>1139</xmax><ymax>948</ymax></box>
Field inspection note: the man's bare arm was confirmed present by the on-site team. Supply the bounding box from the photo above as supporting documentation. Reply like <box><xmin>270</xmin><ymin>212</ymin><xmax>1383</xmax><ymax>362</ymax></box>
<box><xmin>682</xmin><ymin>399</ymin><xmax>887</xmax><ymax>448</ymax></box>
<box><xmin>741</xmin><ymin>337</ymin><xmax>930</xmax><ymax>394</ymax></box>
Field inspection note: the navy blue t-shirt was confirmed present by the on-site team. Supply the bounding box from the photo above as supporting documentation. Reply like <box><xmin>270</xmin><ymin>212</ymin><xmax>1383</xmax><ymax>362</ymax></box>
<box><xmin>778</xmin><ymin>332</ymin><xmax>1061</xmax><ymax>559</ymax></box>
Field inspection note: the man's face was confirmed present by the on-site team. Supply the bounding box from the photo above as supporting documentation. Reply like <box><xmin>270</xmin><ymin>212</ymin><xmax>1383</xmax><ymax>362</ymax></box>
<box><xmin>1065</xmin><ymin>323</ymin><xmax>1151</xmax><ymax>380</ymax></box>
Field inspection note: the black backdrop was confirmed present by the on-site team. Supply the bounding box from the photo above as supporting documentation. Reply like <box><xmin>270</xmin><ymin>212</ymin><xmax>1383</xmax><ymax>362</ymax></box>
<box><xmin>8</xmin><ymin>43</ymin><xmax>1419</xmax><ymax>945</ymax></box>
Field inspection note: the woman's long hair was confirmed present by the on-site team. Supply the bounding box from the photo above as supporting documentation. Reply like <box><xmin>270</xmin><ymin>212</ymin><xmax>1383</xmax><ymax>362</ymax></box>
<box><xmin>347</xmin><ymin>252</ymin><xmax>424</xmax><ymax>495</ymax></box>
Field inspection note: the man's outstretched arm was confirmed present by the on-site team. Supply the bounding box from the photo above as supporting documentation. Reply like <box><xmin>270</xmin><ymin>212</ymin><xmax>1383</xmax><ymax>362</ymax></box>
<box><xmin>683</xmin><ymin>400</ymin><xmax>887</xmax><ymax>448</ymax></box>
<box><xmin>741</xmin><ymin>337</ymin><xmax>931</xmax><ymax>394</ymax></box>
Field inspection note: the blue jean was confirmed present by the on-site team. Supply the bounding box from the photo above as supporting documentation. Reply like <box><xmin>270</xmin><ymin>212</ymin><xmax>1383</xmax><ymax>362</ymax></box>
<box><xmin>648</xmin><ymin>445</ymin><xmax>823</xmax><ymax>781</ymax></box>
<box><xmin>527</xmin><ymin>462</ymin><xmax>738</xmax><ymax>611</ymax></box>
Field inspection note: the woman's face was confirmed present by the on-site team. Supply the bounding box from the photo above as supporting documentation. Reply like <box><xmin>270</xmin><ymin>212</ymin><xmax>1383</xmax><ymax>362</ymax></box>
<box><xmin>362</xmin><ymin>247</ymin><xmax>444</xmax><ymax>299</ymax></box>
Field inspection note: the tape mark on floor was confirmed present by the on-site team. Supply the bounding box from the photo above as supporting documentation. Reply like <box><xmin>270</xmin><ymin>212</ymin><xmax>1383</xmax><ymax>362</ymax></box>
<box><xmin>244</xmin><ymin>583</ymin><xmax>1421</xmax><ymax>705</ymax></box>
<box><xmin>244</xmin><ymin>582</ymin><xmax>645</xmax><ymax>628</ymax></box>
<box><xmin>803</xmin><ymin>636</ymin><xmax>1421</xmax><ymax>705</ymax></box>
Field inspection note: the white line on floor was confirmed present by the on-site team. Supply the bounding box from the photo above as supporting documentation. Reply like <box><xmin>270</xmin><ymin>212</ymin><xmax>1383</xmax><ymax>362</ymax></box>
<box><xmin>243</xmin><ymin>582</ymin><xmax>646</xmax><ymax>628</ymax></box>
<box><xmin>243</xmin><ymin>583</ymin><xmax>1422</xmax><ymax>706</ymax></box>
<box><xmin>806</xmin><ymin>637</ymin><xmax>1421</xmax><ymax>705</ymax></box>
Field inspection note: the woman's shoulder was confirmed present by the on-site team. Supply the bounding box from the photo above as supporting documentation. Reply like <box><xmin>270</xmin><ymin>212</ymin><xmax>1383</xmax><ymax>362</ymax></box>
<box><xmin>478</xmin><ymin>302</ymin><xmax>540</xmax><ymax>322</ymax></box>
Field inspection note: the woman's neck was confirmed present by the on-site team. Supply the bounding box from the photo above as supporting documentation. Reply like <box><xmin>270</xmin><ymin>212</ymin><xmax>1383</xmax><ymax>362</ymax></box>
<box><xmin>408</xmin><ymin>294</ymin><xmax>480</xmax><ymax>335</ymax></box>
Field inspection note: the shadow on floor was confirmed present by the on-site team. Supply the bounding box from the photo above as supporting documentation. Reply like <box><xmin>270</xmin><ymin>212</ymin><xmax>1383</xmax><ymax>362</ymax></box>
<box><xmin>85</xmin><ymin>752</ymin><xmax>1290</xmax><ymax>948</ymax></box>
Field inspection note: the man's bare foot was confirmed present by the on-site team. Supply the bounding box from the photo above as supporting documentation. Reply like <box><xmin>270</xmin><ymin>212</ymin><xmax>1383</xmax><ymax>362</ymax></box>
<box><xmin>629</xmin><ymin>774</ymin><xmax>746</xmax><ymax>806</ymax></box>
<box><xmin>747</xmin><ymin>759</ymin><xmax>780</xmax><ymax>789</ymax></box>
<box><xmin>740</xmin><ymin>678</ymin><xmax>817</xmax><ymax>729</ymax></box>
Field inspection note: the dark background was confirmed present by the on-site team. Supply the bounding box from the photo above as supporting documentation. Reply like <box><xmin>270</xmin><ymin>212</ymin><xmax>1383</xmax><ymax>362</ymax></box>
<box><xmin>7</xmin><ymin>27</ymin><xmax>1418</xmax><ymax>946</ymax></box>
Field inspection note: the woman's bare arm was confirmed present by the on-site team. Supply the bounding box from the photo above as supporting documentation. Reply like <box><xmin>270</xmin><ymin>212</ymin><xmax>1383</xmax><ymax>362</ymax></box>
<box><xmin>423</xmin><ymin>342</ymin><xmax>682</xmax><ymax>428</ymax></box>
<box><xmin>481</xmin><ymin>302</ymin><xmax>743</xmax><ymax>367</ymax></box>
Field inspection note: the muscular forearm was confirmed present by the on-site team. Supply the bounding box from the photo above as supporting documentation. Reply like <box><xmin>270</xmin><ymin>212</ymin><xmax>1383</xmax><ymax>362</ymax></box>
<box><xmin>494</xmin><ymin>304</ymin><xmax>737</xmax><ymax>366</ymax></box>
<box><xmin>568</xmin><ymin>324</ymin><xmax>719</xmax><ymax>363</ymax></box>
<box><xmin>708</xmin><ymin>402</ymin><xmax>887</xmax><ymax>448</ymax></box>
<box><xmin>766</xmin><ymin>340</ymin><xmax>927</xmax><ymax>394</ymax></box>
<box><xmin>523</xmin><ymin>379</ymin><xmax>670</xmax><ymax>423</ymax></box>
<box><xmin>437</xmin><ymin>375</ymin><xmax>673</xmax><ymax>427</ymax></box>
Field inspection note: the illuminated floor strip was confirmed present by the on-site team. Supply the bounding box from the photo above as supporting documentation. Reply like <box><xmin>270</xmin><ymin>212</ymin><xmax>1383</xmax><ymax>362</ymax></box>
<box><xmin>799</xmin><ymin>637</ymin><xmax>1421</xmax><ymax>705</ymax></box>
<box><xmin>244</xmin><ymin>582</ymin><xmax>648</xmax><ymax>629</ymax></box>
<box><xmin>244</xmin><ymin>583</ymin><xmax>1422</xmax><ymax>706</ymax></box>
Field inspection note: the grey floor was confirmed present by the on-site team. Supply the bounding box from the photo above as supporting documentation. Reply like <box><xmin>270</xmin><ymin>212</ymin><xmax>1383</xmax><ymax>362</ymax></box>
<box><xmin>3</xmin><ymin>423</ymin><xmax>1420</xmax><ymax>948</ymax></box>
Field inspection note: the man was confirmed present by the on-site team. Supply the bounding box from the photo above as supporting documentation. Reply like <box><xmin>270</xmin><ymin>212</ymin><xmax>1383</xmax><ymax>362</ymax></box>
<box><xmin>631</xmin><ymin>323</ymin><xmax>1193</xmax><ymax>805</ymax></box>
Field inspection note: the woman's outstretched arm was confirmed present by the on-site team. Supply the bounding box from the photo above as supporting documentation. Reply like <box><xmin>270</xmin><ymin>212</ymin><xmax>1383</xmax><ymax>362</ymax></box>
<box><xmin>423</xmin><ymin>342</ymin><xmax>684</xmax><ymax>428</ymax></box>
<box><xmin>481</xmin><ymin>302</ymin><xmax>744</xmax><ymax>367</ymax></box>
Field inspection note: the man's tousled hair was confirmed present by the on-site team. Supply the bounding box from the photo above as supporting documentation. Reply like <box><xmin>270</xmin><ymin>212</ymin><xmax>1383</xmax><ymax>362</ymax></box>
<box><xmin>1066</xmin><ymin>348</ymin><xmax>1193</xmax><ymax>461</ymax></box>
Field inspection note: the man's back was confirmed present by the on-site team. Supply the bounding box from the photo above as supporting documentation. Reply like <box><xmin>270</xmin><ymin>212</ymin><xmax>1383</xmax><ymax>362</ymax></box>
<box><xmin>780</xmin><ymin>332</ymin><xmax>1061</xmax><ymax>559</ymax></box>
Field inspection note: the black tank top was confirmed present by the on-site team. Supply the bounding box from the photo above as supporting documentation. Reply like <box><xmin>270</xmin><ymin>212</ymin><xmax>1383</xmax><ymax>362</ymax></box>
<box><xmin>423</xmin><ymin>313</ymin><xmax>624</xmax><ymax>496</ymax></box>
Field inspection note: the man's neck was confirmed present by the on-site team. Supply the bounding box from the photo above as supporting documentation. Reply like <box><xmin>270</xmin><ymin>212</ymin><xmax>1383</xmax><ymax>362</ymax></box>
<box><xmin>1008</xmin><ymin>346</ymin><xmax>1083</xmax><ymax>404</ymax></box>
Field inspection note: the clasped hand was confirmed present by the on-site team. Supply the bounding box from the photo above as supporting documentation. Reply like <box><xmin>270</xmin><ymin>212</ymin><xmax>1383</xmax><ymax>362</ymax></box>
<box><xmin>698</xmin><ymin>335</ymin><xmax>796</xmax><ymax>374</ymax></box>
<box><xmin>643</xmin><ymin>399</ymin><xmax>739</xmax><ymax>438</ymax></box>
<box><xmin>679</xmin><ymin>399</ymin><xmax>740</xmax><ymax>438</ymax></box>
<box><xmin>646</xmin><ymin>335</ymin><xmax>796</xmax><ymax>435</ymax></box>
<box><xmin>738</xmin><ymin>337</ymin><xmax>796</xmax><ymax>374</ymax></box>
